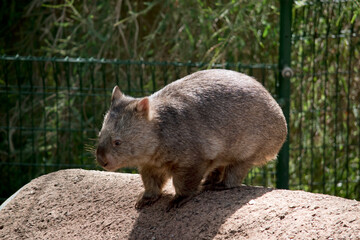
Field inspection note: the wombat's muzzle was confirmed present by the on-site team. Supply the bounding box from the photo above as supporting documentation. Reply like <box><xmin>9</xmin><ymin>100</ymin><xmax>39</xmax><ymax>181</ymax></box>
<box><xmin>96</xmin><ymin>146</ymin><xmax>108</xmax><ymax>167</ymax></box>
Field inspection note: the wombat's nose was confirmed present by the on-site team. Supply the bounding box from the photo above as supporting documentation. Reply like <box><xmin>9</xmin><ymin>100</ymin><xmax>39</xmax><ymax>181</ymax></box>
<box><xmin>96</xmin><ymin>146</ymin><xmax>108</xmax><ymax>167</ymax></box>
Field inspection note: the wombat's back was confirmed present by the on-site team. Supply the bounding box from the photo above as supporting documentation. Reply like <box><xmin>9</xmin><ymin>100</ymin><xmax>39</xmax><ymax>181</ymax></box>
<box><xmin>151</xmin><ymin>69</ymin><xmax>287</xmax><ymax>166</ymax></box>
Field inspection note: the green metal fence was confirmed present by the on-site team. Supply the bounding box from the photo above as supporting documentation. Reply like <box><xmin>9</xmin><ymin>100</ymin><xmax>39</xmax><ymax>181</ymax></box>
<box><xmin>290</xmin><ymin>0</ymin><xmax>359</xmax><ymax>199</ymax></box>
<box><xmin>0</xmin><ymin>0</ymin><xmax>359</xmax><ymax>203</ymax></box>
<box><xmin>0</xmin><ymin>56</ymin><xmax>279</xmax><ymax>203</ymax></box>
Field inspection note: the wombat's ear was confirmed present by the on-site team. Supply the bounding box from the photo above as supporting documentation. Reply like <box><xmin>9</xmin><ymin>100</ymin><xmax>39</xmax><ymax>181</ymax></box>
<box><xmin>111</xmin><ymin>86</ymin><xmax>123</xmax><ymax>102</ymax></box>
<box><xmin>136</xmin><ymin>97</ymin><xmax>152</xmax><ymax>119</ymax></box>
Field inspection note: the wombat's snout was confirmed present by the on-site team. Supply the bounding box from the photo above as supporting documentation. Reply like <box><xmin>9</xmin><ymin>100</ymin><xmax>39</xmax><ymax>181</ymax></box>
<box><xmin>96</xmin><ymin>146</ymin><xmax>108</xmax><ymax>167</ymax></box>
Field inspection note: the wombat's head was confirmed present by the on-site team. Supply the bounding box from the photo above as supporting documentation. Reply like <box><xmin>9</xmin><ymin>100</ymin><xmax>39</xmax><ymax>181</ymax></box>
<box><xmin>96</xmin><ymin>86</ymin><xmax>158</xmax><ymax>171</ymax></box>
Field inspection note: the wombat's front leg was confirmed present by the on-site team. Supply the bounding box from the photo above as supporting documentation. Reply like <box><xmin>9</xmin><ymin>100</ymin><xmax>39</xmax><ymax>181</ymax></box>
<box><xmin>202</xmin><ymin>166</ymin><xmax>225</xmax><ymax>188</ymax></box>
<box><xmin>136</xmin><ymin>166</ymin><xmax>169</xmax><ymax>209</ymax></box>
<box><xmin>166</xmin><ymin>166</ymin><xmax>205</xmax><ymax>211</ymax></box>
<box><xmin>204</xmin><ymin>161</ymin><xmax>252</xmax><ymax>191</ymax></box>
<box><xmin>166</xmin><ymin>194</ymin><xmax>193</xmax><ymax>212</ymax></box>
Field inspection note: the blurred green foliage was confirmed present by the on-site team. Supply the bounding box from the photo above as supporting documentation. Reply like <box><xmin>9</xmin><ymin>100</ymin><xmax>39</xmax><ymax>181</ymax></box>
<box><xmin>0</xmin><ymin>0</ymin><xmax>280</xmax><ymax>63</ymax></box>
<box><xmin>0</xmin><ymin>0</ymin><xmax>359</xmax><ymax>203</ymax></box>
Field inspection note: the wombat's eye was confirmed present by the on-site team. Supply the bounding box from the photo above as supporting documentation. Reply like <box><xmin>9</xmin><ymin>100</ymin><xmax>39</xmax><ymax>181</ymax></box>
<box><xmin>113</xmin><ymin>140</ymin><xmax>122</xmax><ymax>146</ymax></box>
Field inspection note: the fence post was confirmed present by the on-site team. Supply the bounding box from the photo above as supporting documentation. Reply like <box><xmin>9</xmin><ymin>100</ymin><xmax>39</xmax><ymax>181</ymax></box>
<box><xmin>276</xmin><ymin>0</ymin><xmax>293</xmax><ymax>189</ymax></box>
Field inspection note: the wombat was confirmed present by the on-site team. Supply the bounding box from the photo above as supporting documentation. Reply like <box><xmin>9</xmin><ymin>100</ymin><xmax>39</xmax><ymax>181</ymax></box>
<box><xmin>96</xmin><ymin>69</ymin><xmax>287</xmax><ymax>210</ymax></box>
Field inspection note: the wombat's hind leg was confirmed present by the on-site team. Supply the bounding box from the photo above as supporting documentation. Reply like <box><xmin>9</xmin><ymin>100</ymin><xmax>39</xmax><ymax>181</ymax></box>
<box><xmin>136</xmin><ymin>166</ymin><xmax>169</xmax><ymax>209</ymax></box>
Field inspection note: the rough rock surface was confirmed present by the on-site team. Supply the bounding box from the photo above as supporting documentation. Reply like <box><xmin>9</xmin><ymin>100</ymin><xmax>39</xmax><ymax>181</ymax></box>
<box><xmin>0</xmin><ymin>169</ymin><xmax>359</xmax><ymax>239</ymax></box>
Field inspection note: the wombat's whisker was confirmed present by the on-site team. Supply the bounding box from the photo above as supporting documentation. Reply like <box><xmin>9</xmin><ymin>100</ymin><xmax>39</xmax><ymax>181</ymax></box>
<box><xmin>84</xmin><ymin>144</ymin><xmax>96</xmax><ymax>156</ymax></box>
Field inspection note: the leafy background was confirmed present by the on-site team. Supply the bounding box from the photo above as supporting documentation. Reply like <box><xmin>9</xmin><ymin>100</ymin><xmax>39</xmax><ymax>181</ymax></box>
<box><xmin>0</xmin><ymin>0</ymin><xmax>359</xmax><ymax>202</ymax></box>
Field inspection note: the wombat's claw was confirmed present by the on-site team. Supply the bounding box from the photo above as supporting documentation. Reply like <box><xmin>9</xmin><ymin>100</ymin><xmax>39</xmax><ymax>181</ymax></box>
<box><xmin>135</xmin><ymin>195</ymin><xmax>160</xmax><ymax>209</ymax></box>
<box><xmin>166</xmin><ymin>195</ymin><xmax>191</xmax><ymax>212</ymax></box>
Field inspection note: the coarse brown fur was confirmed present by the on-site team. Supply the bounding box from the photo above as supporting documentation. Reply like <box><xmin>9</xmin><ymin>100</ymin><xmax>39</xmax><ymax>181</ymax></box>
<box><xmin>96</xmin><ymin>69</ymin><xmax>287</xmax><ymax>210</ymax></box>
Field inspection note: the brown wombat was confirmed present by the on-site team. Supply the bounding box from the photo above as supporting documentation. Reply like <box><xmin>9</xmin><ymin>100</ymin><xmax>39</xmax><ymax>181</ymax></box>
<box><xmin>96</xmin><ymin>69</ymin><xmax>287</xmax><ymax>210</ymax></box>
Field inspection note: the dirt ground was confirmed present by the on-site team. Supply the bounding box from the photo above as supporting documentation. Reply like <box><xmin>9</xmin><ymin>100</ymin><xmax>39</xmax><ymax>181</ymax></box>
<box><xmin>0</xmin><ymin>169</ymin><xmax>359</xmax><ymax>240</ymax></box>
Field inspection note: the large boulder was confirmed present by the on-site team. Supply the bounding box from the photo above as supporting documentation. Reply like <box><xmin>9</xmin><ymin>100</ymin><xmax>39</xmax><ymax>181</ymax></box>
<box><xmin>0</xmin><ymin>169</ymin><xmax>359</xmax><ymax>239</ymax></box>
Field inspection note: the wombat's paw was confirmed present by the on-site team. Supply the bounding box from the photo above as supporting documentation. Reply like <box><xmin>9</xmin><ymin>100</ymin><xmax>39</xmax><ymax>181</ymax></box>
<box><xmin>135</xmin><ymin>194</ymin><xmax>161</xmax><ymax>209</ymax></box>
<box><xmin>202</xmin><ymin>182</ymin><xmax>226</xmax><ymax>191</ymax></box>
<box><xmin>166</xmin><ymin>195</ymin><xmax>192</xmax><ymax>212</ymax></box>
<box><xmin>202</xmin><ymin>182</ymin><xmax>237</xmax><ymax>191</ymax></box>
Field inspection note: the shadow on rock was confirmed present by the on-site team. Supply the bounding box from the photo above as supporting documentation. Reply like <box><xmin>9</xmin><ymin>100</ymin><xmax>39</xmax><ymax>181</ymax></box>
<box><xmin>129</xmin><ymin>186</ymin><xmax>272</xmax><ymax>240</ymax></box>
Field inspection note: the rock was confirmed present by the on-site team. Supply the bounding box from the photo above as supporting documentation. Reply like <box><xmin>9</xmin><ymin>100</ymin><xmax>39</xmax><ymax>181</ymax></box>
<box><xmin>0</xmin><ymin>169</ymin><xmax>359</xmax><ymax>240</ymax></box>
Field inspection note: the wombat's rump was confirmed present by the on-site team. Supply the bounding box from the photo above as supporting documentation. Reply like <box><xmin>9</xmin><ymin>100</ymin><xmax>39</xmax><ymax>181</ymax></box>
<box><xmin>96</xmin><ymin>69</ymin><xmax>287</xmax><ymax>210</ymax></box>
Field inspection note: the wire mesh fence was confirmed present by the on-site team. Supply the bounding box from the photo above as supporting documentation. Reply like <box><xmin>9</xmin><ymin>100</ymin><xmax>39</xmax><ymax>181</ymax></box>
<box><xmin>0</xmin><ymin>0</ymin><xmax>359</xmax><ymax>204</ymax></box>
<box><xmin>290</xmin><ymin>0</ymin><xmax>360</xmax><ymax>199</ymax></box>
<box><xmin>0</xmin><ymin>56</ymin><xmax>278</xmax><ymax>203</ymax></box>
